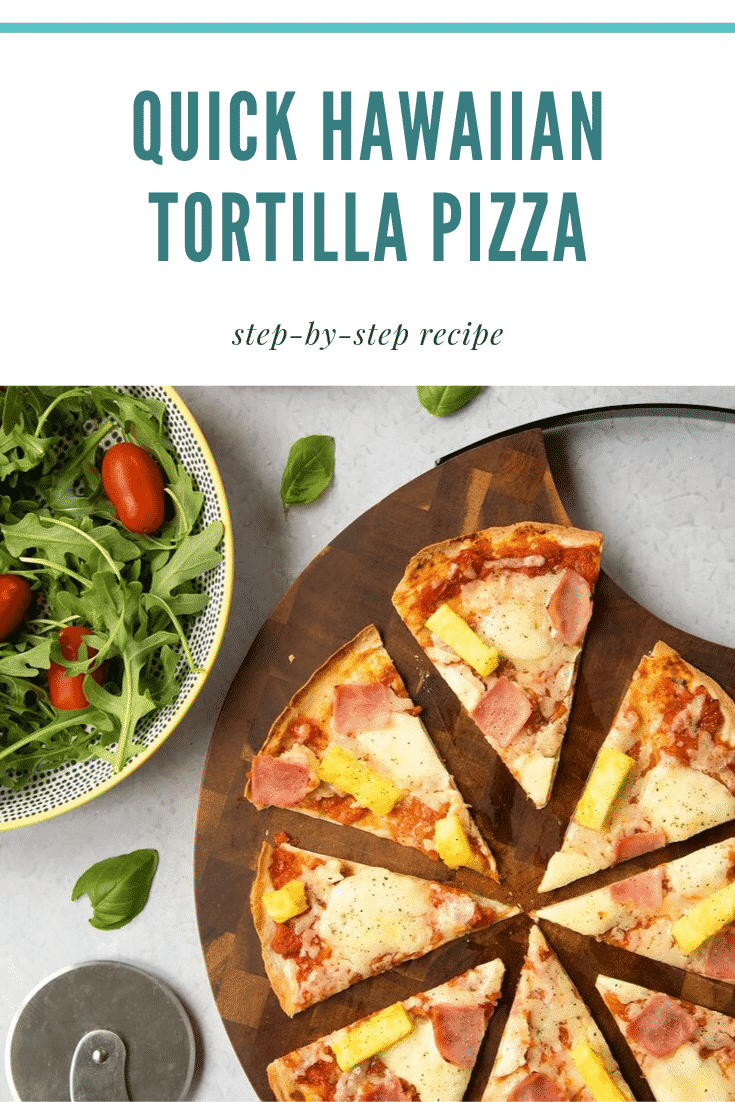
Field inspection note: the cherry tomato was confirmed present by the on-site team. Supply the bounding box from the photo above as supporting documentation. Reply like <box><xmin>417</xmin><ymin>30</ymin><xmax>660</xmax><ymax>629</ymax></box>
<box><xmin>0</xmin><ymin>574</ymin><xmax>33</xmax><ymax>642</ymax></box>
<box><xmin>101</xmin><ymin>442</ymin><xmax>165</xmax><ymax>534</ymax></box>
<box><xmin>48</xmin><ymin>625</ymin><xmax>107</xmax><ymax>710</ymax></box>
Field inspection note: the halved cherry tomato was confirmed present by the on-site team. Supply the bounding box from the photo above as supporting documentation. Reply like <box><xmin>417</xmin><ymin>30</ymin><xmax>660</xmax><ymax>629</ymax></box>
<box><xmin>0</xmin><ymin>574</ymin><xmax>33</xmax><ymax>642</ymax></box>
<box><xmin>101</xmin><ymin>442</ymin><xmax>165</xmax><ymax>534</ymax></box>
<box><xmin>48</xmin><ymin>625</ymin><xmax>107</xmax><ymax>710</ymax></box>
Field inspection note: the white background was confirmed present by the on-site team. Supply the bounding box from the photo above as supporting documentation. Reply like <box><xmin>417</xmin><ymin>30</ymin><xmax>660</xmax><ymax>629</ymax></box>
<box><xmin>1</xmin><ymin>10</ymin><xmax>734</xmax><ymax>1100</ymax></box>
<box><xmin>1</xmin><ymin>18</ymin><xmax>734</xmax><ymax>383</ymax></box>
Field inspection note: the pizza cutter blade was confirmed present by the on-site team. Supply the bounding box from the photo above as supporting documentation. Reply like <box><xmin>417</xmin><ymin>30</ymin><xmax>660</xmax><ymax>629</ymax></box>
<box><xmin>5</xmin><ymin>960</ymin><xmax>196</xmax><ymax>1102</ymax></box>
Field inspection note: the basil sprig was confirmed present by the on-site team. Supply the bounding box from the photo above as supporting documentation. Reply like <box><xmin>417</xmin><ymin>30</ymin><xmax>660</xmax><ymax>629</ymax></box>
<box><xmin>280</xmin><ymin>434</ymin><xmax>335</xmax><ymax>506</ymax></box>
<box><xmin>72</xmin><ymin>848</ymin><xmax>159</xmax><ymax>930</ymax></box>
<box><xmin>417</xmin><ymin>386</ymin><xmax>484</xmax><ymax>417</ymax></box>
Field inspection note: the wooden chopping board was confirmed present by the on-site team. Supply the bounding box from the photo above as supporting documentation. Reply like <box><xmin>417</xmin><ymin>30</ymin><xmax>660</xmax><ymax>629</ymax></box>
<box><xmin>194</xmin><ymin>425</ymin><xmax>735</xmax><ymax>1102</ymax></box>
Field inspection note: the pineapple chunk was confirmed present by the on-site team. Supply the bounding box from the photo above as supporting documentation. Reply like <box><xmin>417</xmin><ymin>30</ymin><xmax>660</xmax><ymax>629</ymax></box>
<box><xmin>434</xmin><ymin>814</ymin><xmax>485</xmax><ymax>872</ymax></box>
<box><xmin>571</xmin><ymin>1041</ymin><xmax>627</xmax><ymax>1102</ymax></box>
<box><xmin>317</xmin><ymin>745</ymin><xmax>402</xmax><ymax>816</ymax></box>
<box><xmin>262</xmin><ymin>879</ymin><xmax>308</xmax><ymax>923</ymax></box>
<box><xmin>574</xmin><ymin>746</ymin><xmax>635</xmax><ymax>832</ymax></box>
<box><xmin>672</xmin><ymin>881</ymin><xmax>735</xmax><ymax>954</ymax></box>
<box><xmin>425</xmin><ymin>604</ymin><xmax>499</xmax><ymax>677</ymax></box>
<box><xmin>331</xmin><ymin>1003</ymin><xmax>414</xmax><ymax>1072</ymax></box>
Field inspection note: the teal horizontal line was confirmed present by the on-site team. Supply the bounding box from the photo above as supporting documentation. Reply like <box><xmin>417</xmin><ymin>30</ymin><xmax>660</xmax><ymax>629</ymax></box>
<box><xmin>1</xmin><ymin>22</ymin><xmax>734</xmax><ymax>33</ymax></box>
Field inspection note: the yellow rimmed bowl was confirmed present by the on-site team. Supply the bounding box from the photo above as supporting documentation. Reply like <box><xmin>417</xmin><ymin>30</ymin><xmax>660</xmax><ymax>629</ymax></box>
<box><xmin>0</xmin><ymin>386</ymin><xmax>234</xmax><ymax>831</ymax></box>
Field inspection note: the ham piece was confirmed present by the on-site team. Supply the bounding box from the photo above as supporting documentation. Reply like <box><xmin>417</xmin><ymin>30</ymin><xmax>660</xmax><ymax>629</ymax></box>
<box><xmin>250</xmin><ymin>754</ymin><xmax>311</xmax><ymax>808</ymax></box>
<box><xmin>471</xmin><ymin>678</ymin><xmax>532</xmax><ymax>748</ymax></box>
<box><xmin>508</xmin><ymin>1072</ymin><xmax>567</xmax><ymax>1101</ymax></box>
<box><xmin>612</xmin><ymin>831</ymin><xmax>667</xmax><ymax>865</ymax></box>
<box><xmin>609</xmin><ymin>866</ymin><xmax>664</xmax><ymax>909</ymax></box>
<box><xmin>626</xmin><ymin>994</ymin><xmax>697</xmax><ymax>1058</ymax></box>
<box><xmin>547</xmin><ymin>569</ymin><xmax>592</xmax><ymax>646</ymax></box>
<box><xmin>333</xmin><ymin>683</ymin><xmax>391</xmax><ymax>734</ymax></box>
<box><xmin>429</xmin><ymin>1003</ymin><xmax>485</xmax><ymax>1068</ymax></box>
<box><xmin>704</xmin><ymin>925</ymin><xmax>735</xmax><ymax>981</ymax></box>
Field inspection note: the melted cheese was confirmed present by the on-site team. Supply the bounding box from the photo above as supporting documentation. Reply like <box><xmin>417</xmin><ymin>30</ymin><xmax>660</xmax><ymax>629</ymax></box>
<box><xmin>536</xmin><ymin>887</ymin><xmax>631</xmax><ymax>938</ymax></box>
<box><xmin>637</xmin><ymin>762</ymin><xmax>735</xmax><ymax>841</ymax></box>
<box><xmin>461</xmin><ymin>572</ymin><xmax>558</xmax><ymax>654</ymax></box>
<box><xmin>352</xmin><ymin>712</ymin><xmax>450</xmax><ymax>792</ymax></box>
<box><xmin>490</xmin><ymin>1009</ymin><xmax>528</xmax><ymax>1078</ymax></box>
<box><xmin>516</xmin><ymin>754</ymin><xmax>556</xmax><ymax>809</ymax></box>
<box><xmin>380</xmin><ymin>1017</ymin><xmax>470</xmax><ymax>1100</ymax></box>
<box><xmin>666</xmin><ymin>839</ymin><xmax>733</xmax><ymax>897</ymax></box>
<box><xmin>539</xmin><ymin>849</ymin><xmax>601</xmax><ymax>893</ymax></box>
<box><xmin>434</xmin><ymin>659</ymin><xmax>485</xmax><ymax>712</ymax></box>
<box><xmin>317</xmin><ymin>868</ymin><xmax>433</xmax><ymax>974</ymax></box>
<box><xmin>481</xmin><ymin>597</ymin><xmax>553</xmax><ymax>663</ymax></box>
<box><xmin>646</xmin><ymin>1042</ymin><xmax>731</xmax><ymax>1101</ymax></box>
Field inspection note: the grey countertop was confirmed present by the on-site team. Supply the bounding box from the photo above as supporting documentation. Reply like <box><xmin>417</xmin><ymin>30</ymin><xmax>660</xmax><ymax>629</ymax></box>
<box><xmin>2</xmin><ymin>385</ymin><xmax>734</xmax><ymax>1101</ymax></box>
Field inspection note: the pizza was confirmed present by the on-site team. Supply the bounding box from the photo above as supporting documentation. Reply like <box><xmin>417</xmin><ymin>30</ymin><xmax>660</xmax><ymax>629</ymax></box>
<box><xmin>481</xmin><ymin>925</ymin><xmax>633</xmax><ymax>1101</ymax></box>
<box><xmin>539</xmin><ymin>640</ymin><xmax>735</xmax><ymax>892</ymax></box>
<box><xmin>597</xmin><ymin>975</ymin><xmax>735</xmax><ymax>1100</ymax></box>
<box><xmin>266</xmin><ymin>959</ymin><xmax>505</xmax><ymax>1101</ymax></box>
<box><xmin>251</xmin><ymin>839</ymin><xmax>518</xmax><ymax>1016</ymax></box>
<box><xmin>536</xmin><ymin>837</ymin><xmax>735</xmax><ymax>984</ymax></box>
<box><xmin>246</xmin><ymin>624</ymin><xmax>497</xmax><ymax>877</ymax></box>
<box><xmin>391</xmin><ymin>521</ymin><xmax>603</xmax><ymax>809</ymax></box>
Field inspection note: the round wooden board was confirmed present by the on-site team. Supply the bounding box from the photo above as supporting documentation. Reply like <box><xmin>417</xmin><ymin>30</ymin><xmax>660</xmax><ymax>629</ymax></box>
<box><xmin>194</xmin><ymin>426</ymin><xmax>735</xmax><ymax>1101</ymax></box>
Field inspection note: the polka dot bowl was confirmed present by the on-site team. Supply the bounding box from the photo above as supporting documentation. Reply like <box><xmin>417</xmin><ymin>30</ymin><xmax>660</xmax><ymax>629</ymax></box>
<box><xmin>0</xmin><ymin>386</ymin><xmax>234</xmax><ymax>831</ymax></box>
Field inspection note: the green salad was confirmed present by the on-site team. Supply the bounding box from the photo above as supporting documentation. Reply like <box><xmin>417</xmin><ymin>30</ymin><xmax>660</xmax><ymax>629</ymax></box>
<box><xmin>0</xmin><ymin>386</ymin><xmax>224</xmax><ymax>789</ymax></box>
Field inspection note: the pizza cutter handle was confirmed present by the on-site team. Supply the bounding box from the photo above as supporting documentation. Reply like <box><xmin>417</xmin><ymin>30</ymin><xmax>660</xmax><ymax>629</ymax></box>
<box><xmin>69</xmin><ymin>1029</ymin><xmax>130</xmax><ymax>1102</ymax></box>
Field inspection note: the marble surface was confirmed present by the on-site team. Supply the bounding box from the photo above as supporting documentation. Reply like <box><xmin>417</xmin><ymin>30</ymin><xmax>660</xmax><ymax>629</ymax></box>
<box><xmin>2</xmin><ymin>385</ymin><xmax>734</xmax><ymax>1101</ymax></box>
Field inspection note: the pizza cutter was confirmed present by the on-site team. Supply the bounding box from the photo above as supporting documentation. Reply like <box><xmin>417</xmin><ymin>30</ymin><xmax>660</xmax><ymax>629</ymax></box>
<box><xmin>5</xmin><ymin>960</ymin><xmax>196</xmax><ymax>1102</ymax></box>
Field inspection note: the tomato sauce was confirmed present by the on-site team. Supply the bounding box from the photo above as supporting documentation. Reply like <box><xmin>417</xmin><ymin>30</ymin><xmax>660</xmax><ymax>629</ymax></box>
<box><xmin>302</xmin><ymin>792</ymin><xmax>371</xmax><ymax>825</ymax></box>
<box><xmin>271</xmin><ymin>923</ymin><xmax>302</xmax><ymax>958</ymax></box>
<box><xmin>605</xmin><ymin>992</ymin><xmax>631</xmax><ymax>1023</ymax></box>
<box><xmin>296</xmin><ymin>941</ymin><xmax>332</xmax><ymax>985</ymax></box>
<box><xmin>393</xmin><ymin>795</ymin><xmax>448</xmax><ymax>842</ymax></box>
<box><xmin>700</xmin><ymin>692</ymin><xmax>725</xmax><ymax>736</ymax></box>
<box><xmin>296</xmin><ymin>1057</ymin><xmax>336</xmax><ymax>1092</ymax></box>
<box><xmin>269</xmin><ymin>848</ymin><xmax>305</xmax><ymax>890</ymax></box>
<box><xmin>289</xmin><ymin>716</ymin><xmax>328</xmax><ymax>753</ymax></box>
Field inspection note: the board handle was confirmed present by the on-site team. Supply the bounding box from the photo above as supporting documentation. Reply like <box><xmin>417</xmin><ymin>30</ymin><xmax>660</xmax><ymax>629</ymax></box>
<box><xmin>439</xmin><ymin>401</ymin><xmax>735</xmax><ymax>464</ymax></box>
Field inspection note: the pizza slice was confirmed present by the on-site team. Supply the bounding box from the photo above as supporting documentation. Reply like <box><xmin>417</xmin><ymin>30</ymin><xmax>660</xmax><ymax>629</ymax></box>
<box><xmin>391</xmin><ymin>521</ymin><xmax>603</xmax><ymax>809</ymax></box>
<box><xmin>481</xmin><ymin>925</ymin><xmax>633</xmax><ymax>1100</ymax></box>
<box><xmin>597</xmin><ymin>975</ymin><xmax>735</xmax><ymax>1100</ymax></box>
<box><xmin>246</xmin><ymin>624</ymin><xmax>497</xmax><ymax>878</ymax></box>
<box><xmin>536</xmin><ymin>837</ymin><xmax>735</xmax><ymax>984</ymax></box>
<box><xmin>539</xmin><ymin>640</ymin><xmax>735</xmax><ymax>893</ymax></box>
<box><xmin>267</xmin><ymin>958</ymin><xmax>505</xmax><ymax>1101</ymax></box>
<box><xmin>251</xmin><ymin>839</ymin><xmax>518</xmax><ymax>1016</ymax></box>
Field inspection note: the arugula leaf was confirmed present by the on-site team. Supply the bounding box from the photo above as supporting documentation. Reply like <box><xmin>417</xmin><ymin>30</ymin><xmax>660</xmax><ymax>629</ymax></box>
<box><xmin>2</xmin><ymin>514</ymin><xmax>140</xmax><ymax>569</ymax></box>
<box><xmin>0</xmin><ymin>640</ymin><xmax>51</xmax><ymax>677</ymax></box>
<box><xmin>417</xmin><ymin>386</ymin><xmax>485</xmax><ymax>417</ymax></box>
<box><xmin>149</xmin><ymin>521</ymin><xmax>224</xmax><ymax>601</ymax></box>
<box><xmin>164</xmin><ymin>466</ymin><xmax>205</xmax><ymax>540</ymax></box>
<box><xmin>280</xmin><ymin>435</ymin><xmax>335</xmax><ymax>506</ymax></box>
<box><xmin>71</xmin><ymin>848</ymin><xmax>159</xmax><ymax>930</ymax></box>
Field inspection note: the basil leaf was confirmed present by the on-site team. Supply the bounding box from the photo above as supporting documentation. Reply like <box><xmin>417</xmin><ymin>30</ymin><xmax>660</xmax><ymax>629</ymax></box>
<box><xmin>417</xmin><ymin>386</ymin><xmax>484</xmax><ymax>417</ymax></box>
<box><xmin>72</xmin><ymin>848</ymin><xmax>159</xmax><ymax>930</ymax></box>
<box><xmin>280</xmin><ymin>435</ymin><xmax>335</xmax><ymax>506</ymax></box>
